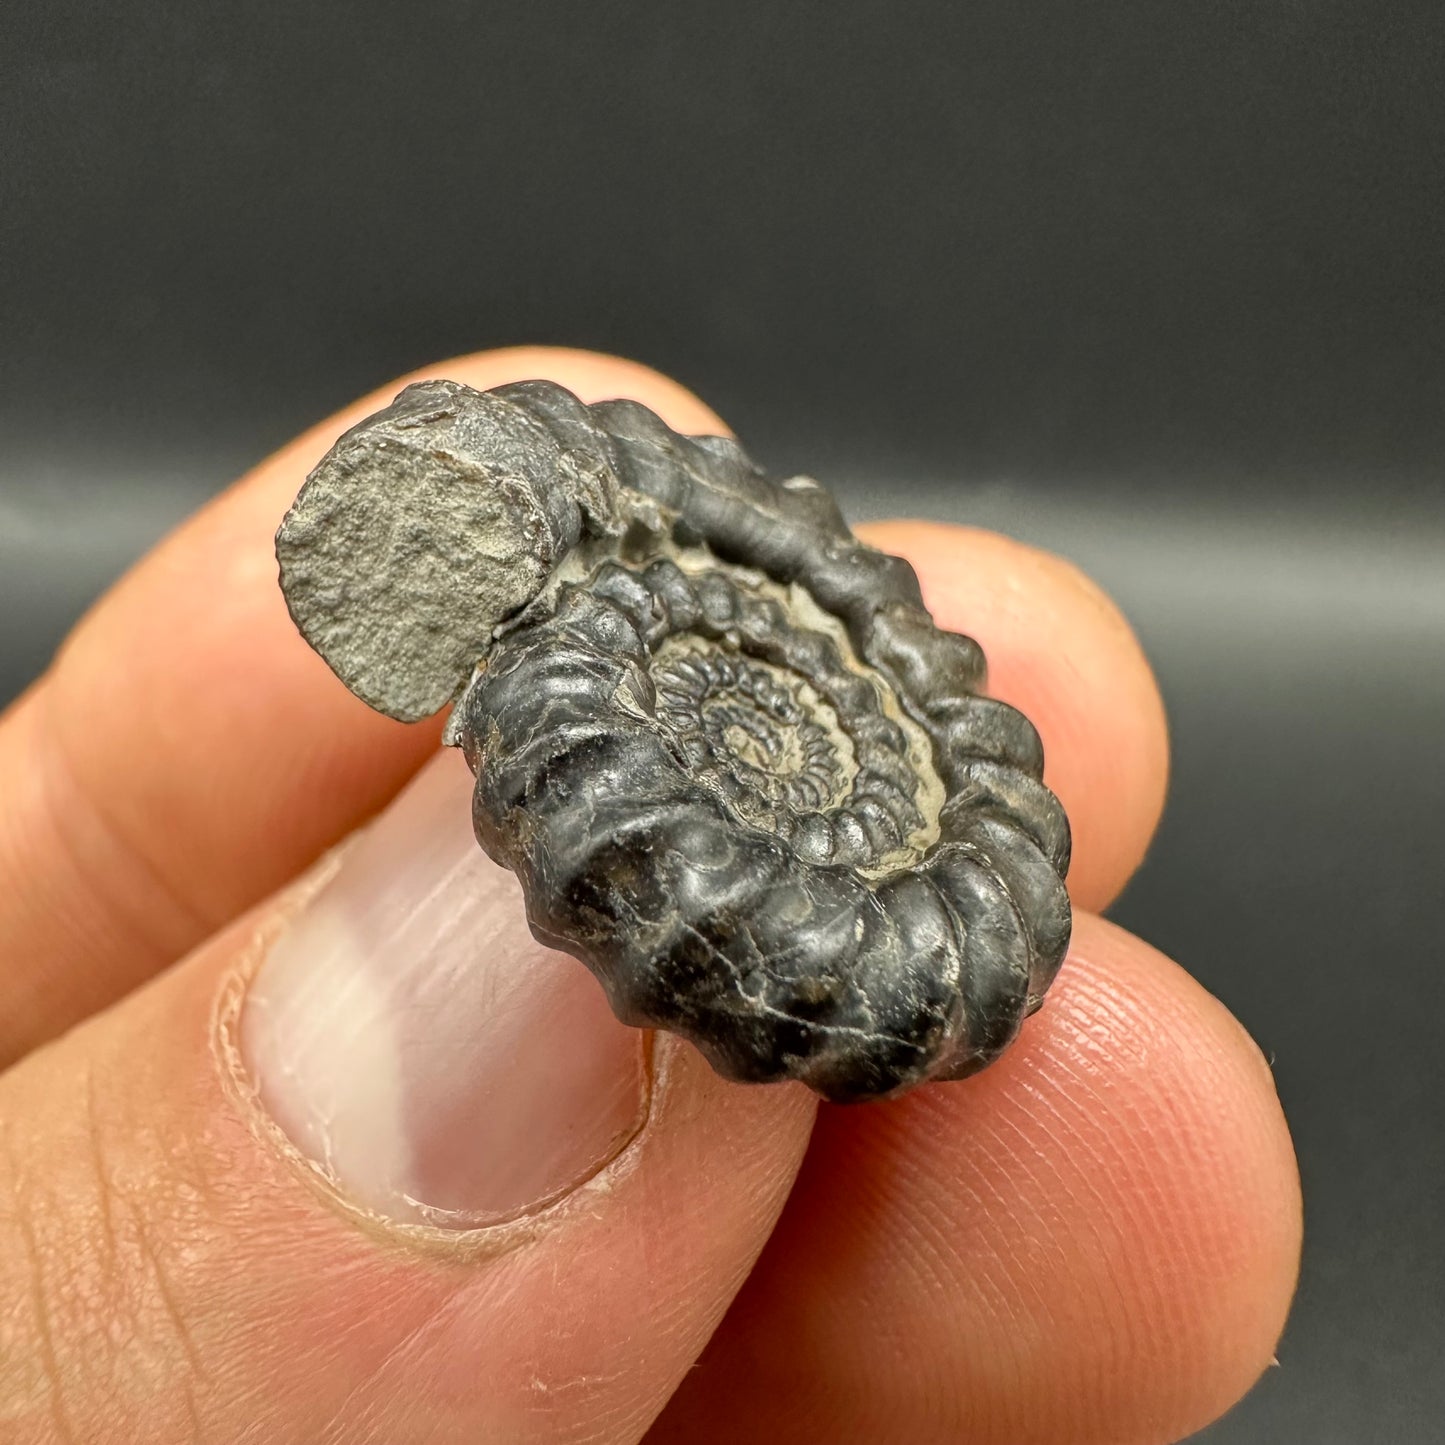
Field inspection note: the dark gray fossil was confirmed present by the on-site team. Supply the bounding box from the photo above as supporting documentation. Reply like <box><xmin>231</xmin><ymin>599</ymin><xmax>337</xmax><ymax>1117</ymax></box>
<box><xmin>277</xmin><ymin>378</ymin><xmax>1072</xmax><ymax>1101</ymax></box>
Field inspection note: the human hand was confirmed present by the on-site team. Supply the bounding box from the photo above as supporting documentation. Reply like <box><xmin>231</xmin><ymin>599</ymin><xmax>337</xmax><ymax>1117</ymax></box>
<box><xmin>0</xmin><ymin>349</ymin><xmax>1300</xmax><ymax>1444</ymax></box>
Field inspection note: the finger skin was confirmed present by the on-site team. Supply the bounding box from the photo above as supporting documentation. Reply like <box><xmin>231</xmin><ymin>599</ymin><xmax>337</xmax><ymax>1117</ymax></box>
<box><xmin>858</xmin><ymin>520</ymin><xmax>1169</xmax><ymax>912</ymax></box>
<box><xmin>650</xmin><ymin>913</ymin><xmax>1302</xmax><ymax>1445</ymax></box>
<box><xmin>0</xmin><ymin>895</ymin><xmax>816</xmax><ymax>1444</ymax></box>
<box><xmin>0</xmin><ymin>349</ymin><xmax>728</xmax><ymax>1068</ymax></box>
<box><xmin>0</xmin><ymin>355</ymin><xmax>1166</xmax><ymax>1068</ymax></box>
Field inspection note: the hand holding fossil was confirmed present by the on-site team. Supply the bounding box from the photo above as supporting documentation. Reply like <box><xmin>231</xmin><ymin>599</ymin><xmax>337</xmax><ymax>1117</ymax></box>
<box><xmin>0</xmin><ymin>350</ymin><xmax>1298</xmax><ymax>1444</ymax></box>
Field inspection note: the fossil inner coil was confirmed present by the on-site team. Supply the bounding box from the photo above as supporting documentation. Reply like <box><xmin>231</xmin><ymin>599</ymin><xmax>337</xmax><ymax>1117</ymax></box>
<box><xmin>637</xmin><ymin>574</ymin><xmax>944</xmax><ymax>876</ymax></box>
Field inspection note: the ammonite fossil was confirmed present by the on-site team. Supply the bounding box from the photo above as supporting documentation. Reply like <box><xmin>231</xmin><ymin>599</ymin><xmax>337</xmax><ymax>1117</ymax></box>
<box><xmin>276</xmin><ymin>378</ymin><xmax>1072</xmax><ymax>1102</ymax></box>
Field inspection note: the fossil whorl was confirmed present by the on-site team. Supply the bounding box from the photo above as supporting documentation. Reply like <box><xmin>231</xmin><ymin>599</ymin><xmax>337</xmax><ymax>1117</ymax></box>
<box><xmin>277</xmin><ymin>378</ymin><xmax>1072</xmax><ymax>1102</ymax></box>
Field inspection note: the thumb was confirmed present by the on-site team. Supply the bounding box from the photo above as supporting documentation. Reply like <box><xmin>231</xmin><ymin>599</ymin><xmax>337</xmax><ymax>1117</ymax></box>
<box><xmin>0</xmin><ymin>752</ymin><xmax>816</xmax><ymax>1444</ymax></box>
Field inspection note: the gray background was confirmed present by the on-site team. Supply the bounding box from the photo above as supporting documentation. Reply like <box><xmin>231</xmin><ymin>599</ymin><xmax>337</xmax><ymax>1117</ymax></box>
<box><xmin>3</xmin><ymin>3</ymin><xmax>1442</xmax><ymax>1439</ymax></box>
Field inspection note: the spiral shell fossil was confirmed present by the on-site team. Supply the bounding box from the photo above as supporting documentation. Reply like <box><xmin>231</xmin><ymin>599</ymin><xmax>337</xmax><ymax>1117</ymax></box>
<box><xmin>276</xmin><ymin>378</ymin><xmax>1072</xmax><ymax>1101</ymax></box>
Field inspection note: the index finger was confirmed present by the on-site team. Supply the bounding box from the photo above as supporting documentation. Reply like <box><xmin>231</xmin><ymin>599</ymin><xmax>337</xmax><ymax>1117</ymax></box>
<box><xmin>0</xmin><ymin>348</ymin><xmax>728</xmax><ymax>1066</ymax></box>
<box><xmin>0</xmin><ymin>355</ymin><xmax>1166</xmax><ymax>1067</ymax></box>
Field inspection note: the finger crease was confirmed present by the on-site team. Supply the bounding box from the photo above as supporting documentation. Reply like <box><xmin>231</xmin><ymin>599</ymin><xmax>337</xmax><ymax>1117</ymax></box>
<box><xmin>35</xmin><ymin>681</ymin><xmax>214</xmax><ymax>964</ymax></box>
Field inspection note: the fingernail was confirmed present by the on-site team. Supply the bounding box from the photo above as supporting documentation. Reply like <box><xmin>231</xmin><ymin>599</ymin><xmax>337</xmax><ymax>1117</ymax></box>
<box><xmin>240</xmin><ymin>751</ymin><xmax>649</xmax><ymax>1228</ymax></box>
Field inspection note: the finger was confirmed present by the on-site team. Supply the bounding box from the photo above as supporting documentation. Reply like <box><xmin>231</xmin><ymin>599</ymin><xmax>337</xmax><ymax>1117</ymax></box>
<box><xmin>651</xmin><ymin>912</ymin><xmax>1301</xmax><ymax>1445</ymax></box>
<box><xmin>0</xmin><ymin>377</ymin><xmax>1165</xmax><ymax>1067</ymax></box>
<box><xmin>857</xmin><ymin>519</ymin><xmax>1169</xmax><ymax>911</ymax></box>
<box><xmin>0</xmin><ymin>347</ymin><xmax>729</xmax><ymax>1067</ymax></box>
<box><xmin>0</xmin><ymin>755</ymin><xmax>817</xmax><ymax>1444</ymax></box>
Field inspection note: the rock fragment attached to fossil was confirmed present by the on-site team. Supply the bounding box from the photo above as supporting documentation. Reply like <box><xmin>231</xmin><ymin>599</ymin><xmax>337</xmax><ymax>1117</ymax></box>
<box><xmin>277</xmin><ymin>379</ymin><xmax>1072</xmax><ymax>1101</ymax></box>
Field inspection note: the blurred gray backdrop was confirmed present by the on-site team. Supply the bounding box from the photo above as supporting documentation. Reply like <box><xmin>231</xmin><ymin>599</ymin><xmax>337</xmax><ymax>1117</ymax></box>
<box><xmin>3</xmin><ymin>3</ymin><xmax>1443</xmax><ymax>1440</ymax></box>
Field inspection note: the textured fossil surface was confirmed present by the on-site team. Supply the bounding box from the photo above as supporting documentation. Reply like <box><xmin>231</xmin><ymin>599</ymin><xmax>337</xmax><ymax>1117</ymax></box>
<box><xmin>277</xmin><ymin>379</ymin><xmax>1072</xmax><ymax>1101</ymax></box>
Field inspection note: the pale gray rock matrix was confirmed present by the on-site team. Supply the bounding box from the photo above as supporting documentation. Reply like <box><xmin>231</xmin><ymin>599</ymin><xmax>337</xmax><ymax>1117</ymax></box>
<box><xmin>277</xmin><ymin>378</ymin><xmax>1072</xmax><ymax>1101</ymax></box>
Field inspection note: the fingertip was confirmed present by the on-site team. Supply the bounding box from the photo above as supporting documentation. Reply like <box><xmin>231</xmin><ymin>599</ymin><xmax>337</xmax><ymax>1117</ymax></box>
<box><xmin>857</xmin><ymin>519</ymin><xmax>1170</xmax><ymax>910</ymax></box>
<box><xmin>655</xmin><ymin>911</ymin><xmax>1301</xmax><ymax>1445</ymax></box>
<box><xmin>1020</xmin><ymin>913</ymin><xmax>1303</xmax><ymax>1437</ymax></box>
<box><xmin>925</xmin><ymin>911</ymin><xmax>1301</xmax><ymax>1439</ymax></box>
